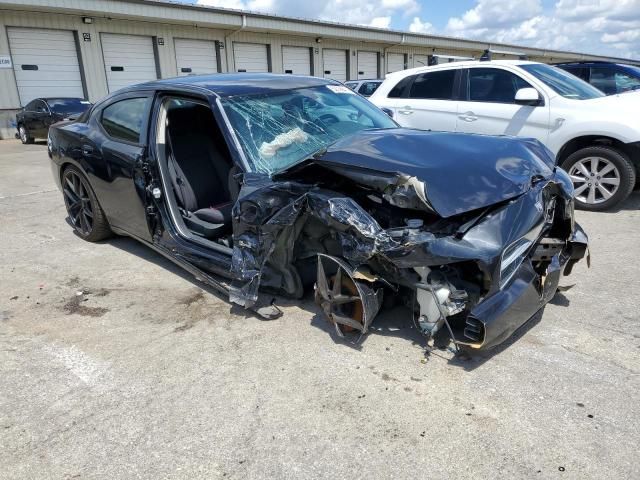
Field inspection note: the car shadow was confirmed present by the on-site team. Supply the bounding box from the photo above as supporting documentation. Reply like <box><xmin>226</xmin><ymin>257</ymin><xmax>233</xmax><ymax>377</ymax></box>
<box><xmin>82</xmin><ymin>225</ymin><xmax>573</xmax><ymax>369</ymax></box>
<box><xmin>305</xmin><ymin>301</ymin><xmax>426</xmax><ymax>352</ymax></box>
<box><xmin>103</xmin><ymin>234</ymin><xmax>234</xmax><ymax>308</ymax></box>
<box><xmin>586</xmin><ymin>190</ymin><xmax>640</xmax><ymax>214</ymax></box>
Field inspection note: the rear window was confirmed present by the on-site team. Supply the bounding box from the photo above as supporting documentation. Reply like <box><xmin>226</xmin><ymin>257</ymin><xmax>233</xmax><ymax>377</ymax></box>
<box><xmin>590</xmin><ymin>66</ymin><xmax>640</xmax><ymax>94</ymax></box>
<box><xmin>47</xmin><ymin>98</ymin><xmax>92</xmax><ymax>115</ymax></box>
<box><xmin>101</xmin><ymin>97</ymin><xmax>148</xmax><ymax>143</ymax></box>
<box><xmin>358</xmin><ymin>81</ymin><xmax>381</xmax><ymax>96</ymax></box>
<box><xmin>387</xmin><ymin>76</ymin><xmax>413</xmax><ymax>98</ymax></box>
<box><xmin>408</xmin><ymin>70</ymin><xmax>456</xmax><ymax>100</ymax></box>
<box><xmin>558</xmin><ymin>66</ymin><xmax>589</xmax><ymax>81</ymax></box>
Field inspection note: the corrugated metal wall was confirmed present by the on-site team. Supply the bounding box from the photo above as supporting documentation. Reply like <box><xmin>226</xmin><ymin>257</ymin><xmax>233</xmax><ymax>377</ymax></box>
<box><xmin>1</xmin><ymin>9</ymin><xmax>451</xmax><ymax>110</ymax></box>
<box><xmin>0</xmin><ymin>10</ymin><xmax>231</xmax><ymax>109</ymax></box>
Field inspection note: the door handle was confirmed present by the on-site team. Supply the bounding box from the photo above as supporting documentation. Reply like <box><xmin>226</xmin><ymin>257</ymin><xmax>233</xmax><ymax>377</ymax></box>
<box><xmin>398</xmin><ymin>106</ymin><xmax>413</xmax><ymax>115</ymax></box>
<box><xmin>458</xmin><ymin>112</ymin><xmax>478</xmax><ymax>122</ymax></box>
<box><xmin>82</xmin><ymin>145</ymin><xmax>94</xmax><ymax>155</ymax></box>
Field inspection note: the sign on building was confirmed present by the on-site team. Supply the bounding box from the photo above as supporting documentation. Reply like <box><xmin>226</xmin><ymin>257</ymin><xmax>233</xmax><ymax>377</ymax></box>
<box><xmin>0</xmin><ymin>55</ymin><xmax>12</xmax><ymax>69</ymax></box>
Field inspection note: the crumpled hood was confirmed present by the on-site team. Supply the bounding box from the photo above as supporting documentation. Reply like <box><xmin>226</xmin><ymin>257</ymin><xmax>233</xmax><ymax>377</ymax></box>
<box><xmin>313</xmin><ymin>128</ymin><xmax>556</xmax><ymax>218</ymax></box>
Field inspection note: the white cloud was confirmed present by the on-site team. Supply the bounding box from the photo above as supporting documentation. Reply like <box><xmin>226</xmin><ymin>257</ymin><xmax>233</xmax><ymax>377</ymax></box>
<box><xmin>446</xmin><ymin>0</ymin><xmax>542</xmax><ymax>31</ymax></box>
<box><xmin>194</xmin><ymin>0</ymin><xmax>640</xmax><ymax>59</ymax></box>
<box><xmin>409</xmin><ymin>17</ymin><xmax>434</xmax><ymax>34</ymax></box>
<box><xmin>370</xmin><ymin>16</ymin><xmax>392</xmax><ymax>28</ymax></box>
<box><xmin>381</xmin><ymin>0</ymin><xmax>419</xmax><ymax>12</ymax></box>
<box><xmin>443</xmin><ymin>0</ymin><xmax>640</xmax><ymax>59</ymax></box>
<box><xmin>196</xmin><ymin>0</ymin><xmax>418</xmax><ymax>30</ymax></box>
<box><xmin>602</xmin><ymin>30</ymin><xmax>640</xmax><ymax>44</ymax></box>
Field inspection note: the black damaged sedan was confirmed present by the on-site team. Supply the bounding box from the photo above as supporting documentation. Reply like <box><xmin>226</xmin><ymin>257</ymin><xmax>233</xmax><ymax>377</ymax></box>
<box><xmin>48</xmin><ymin>74</ymin><xmax>588</xmax><ymax>352</ymax></box>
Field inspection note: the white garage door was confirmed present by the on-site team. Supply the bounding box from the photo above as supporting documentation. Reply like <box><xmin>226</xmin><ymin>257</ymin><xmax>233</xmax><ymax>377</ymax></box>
<box><xmin>282</xmin><ymin>46</ymin><xmax>311</xmax><ymax>75</ymax></box>
<box><xmin>414</xmin><ymin>54</ymin><xmax>430</xmax><ymax>67</ymax></box>
<box><xmin>7</xmin><ymin>27</ymin><xmax>84</xmax><ymax>105</ymax></box>
<box><xmin>357</xmin><ymin>51</ymin><xmax>378</xmax><ymax>79</ymax></box>
<box><xmin>233</xmin><ymin>43</ymin><xmax>269</xmax><ymax>72</ymax></box>
<box><xmin>387</xmin><ymin>53</ymin><xmax>405</xmax><ymax>73</ymax></box>
<box><xmin>174</xmin><ymin>38</ymin><xmax>218</xmax><ymax>76</ymax></box>
<box><xmin>322</xmin><ymin>49</ymin><xmax>347</xmax><ymax>82</ymax></box>
<box><xmin>101</xmin><ymin>33</ymin><xmax>157</xmax><ymax>93</ymax></box>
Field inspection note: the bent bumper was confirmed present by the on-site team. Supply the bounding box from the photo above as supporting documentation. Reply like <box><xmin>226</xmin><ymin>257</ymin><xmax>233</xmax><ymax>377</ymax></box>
<box><xmin>463</xmin><ymin>224</ymin><xmax>588</xmax><ymax>350</ymax></box>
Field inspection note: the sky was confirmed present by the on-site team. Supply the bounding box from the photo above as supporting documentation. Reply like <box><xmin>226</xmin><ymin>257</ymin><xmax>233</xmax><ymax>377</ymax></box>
<box><xmin>179</xmin><ymin>0</ymin><xmax>640</xmax><ymax>60</ymax></box>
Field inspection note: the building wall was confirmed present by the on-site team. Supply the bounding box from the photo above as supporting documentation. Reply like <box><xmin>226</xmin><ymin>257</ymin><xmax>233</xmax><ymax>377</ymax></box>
<box><xmin>0</xmin><ymin>10</ymin><xmax>431</xmax><ymax>137</ymax></box>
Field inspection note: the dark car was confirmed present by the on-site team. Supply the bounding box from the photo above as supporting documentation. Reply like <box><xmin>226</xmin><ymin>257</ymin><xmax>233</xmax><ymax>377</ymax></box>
<box><xmin>16</xmin><ymin>97</ymin><xmax>92</xmax><ymax>144</ymax></box>
<box><xmin>344</xmin><ymin>79</ymin><xmax>383</xmax><ymax>97</ymax></box>
<box><xmin>47</xmin><ymin>74</ymin><xmax>588</xmax><ymax>352</ymax></box>
<box><xmin>555</xmin><ymin>61</ymin><xmax>640</xmax><ymax>95</ymax></box>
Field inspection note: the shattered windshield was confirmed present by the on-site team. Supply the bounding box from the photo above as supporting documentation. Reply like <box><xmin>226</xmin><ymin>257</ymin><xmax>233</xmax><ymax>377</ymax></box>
<box><xmin>221</xmin><ymin>85</ymin><xmax>397</xmax><ymax>175</ymax></box>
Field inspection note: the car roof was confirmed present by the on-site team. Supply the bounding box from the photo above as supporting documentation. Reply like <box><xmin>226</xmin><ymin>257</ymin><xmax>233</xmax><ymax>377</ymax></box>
<box><xmin>141</xmin><ymin>73</ymin><xmax>338</xmax><ymax>97</ymax></box>
<box><xmin>554</xmin><ymin>61</ymin><xmax>616</xmax><ymax>66</ymax></box>
<box><xmin>41</xmin><ymin>97</ymin><xmax>87</xmax><ymax>101</ymax></box>
<box><xmin>555</xmin><ymin>61</ymin><xmax>640</xmax><ymax>69</ymax></box>
<box><xmin>384</xmin><ymin>59</ymin><xmax>538</xmax><ymax>78</ymax></box>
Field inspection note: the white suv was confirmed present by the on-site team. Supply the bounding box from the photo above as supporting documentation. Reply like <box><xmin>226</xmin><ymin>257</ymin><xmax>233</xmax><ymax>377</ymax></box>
<box><xmin>370</xmin><ymin>60</ymin><xmax>640</xmax><ymax>211</ymax></box>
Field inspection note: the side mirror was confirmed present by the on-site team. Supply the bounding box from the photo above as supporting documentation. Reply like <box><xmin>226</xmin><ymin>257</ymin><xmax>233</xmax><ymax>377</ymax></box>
<box><xmin>515</xmin><ymin>88</ymin><xmax>542</xmax><ymax>106</ymax></box>
<box><xmin>380</xmin><ymin>107</ymin><xmax>394</xmax><ymax>118</ymax></box>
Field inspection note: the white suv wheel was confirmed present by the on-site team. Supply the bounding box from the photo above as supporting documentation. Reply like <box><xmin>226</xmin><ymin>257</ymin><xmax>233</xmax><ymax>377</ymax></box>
<box><xmin>568</xmin><ymin>156</ymin><xmax>620</xmax><ymax>205</ymax></box>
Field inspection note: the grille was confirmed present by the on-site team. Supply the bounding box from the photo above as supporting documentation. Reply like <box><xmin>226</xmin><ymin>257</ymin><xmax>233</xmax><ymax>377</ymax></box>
<box><xmin>464</xmin><ymin>315</ymin><xmax>484</xmax><ymax>343</ymax></box>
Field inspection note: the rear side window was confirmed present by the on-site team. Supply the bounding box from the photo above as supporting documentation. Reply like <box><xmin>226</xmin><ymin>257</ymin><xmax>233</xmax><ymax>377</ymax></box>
<box><xmin>387</xmin><ymin>76</ymin><xmax>413</xmax><ymax>98</ymax></box>
<box><xmin>358</xmin><ymin>81</ymin><xmax>381</xmax><ymax>96</ymax></box>
<box><xmin>34</xmin><ymin>100</ymin><xmax>48</xmax><ymax>113</ymax></box>
<box><xmin>590</xmin><ymin>66</ymin><xmax>640</xmax><ymax>94</ymax></box>
<box><xmin>101</xmin><ymin>97</ymin><xmax>147</xmax><ymax>143</ymax></box>
<box><xmin>562</xmin><ymin>66</ymin><xmax>589</xmax><ymax>81</ymax></box>
<box><xmin>25</xmin><ymin>100</ymin><xmax>38</xmax><ymax>111</ymax></box>
<box><xmin>408</xmin><ymin>70</ymin><xmax>456</xmax><ymax>100</ymax></box>
<box><xmin>468</xmin><ymin>68</ymin><xmax>532</xmax><ymax>103</ymax></box>
<box><xmin>344</xmin><ymin>82</ymin><xmax>358</xmax><ymax>90</ymax></box>
<box><xmin>589</xmin><ymin>67</ymin><xmax>618</xmax><ymax>94</ymax></box>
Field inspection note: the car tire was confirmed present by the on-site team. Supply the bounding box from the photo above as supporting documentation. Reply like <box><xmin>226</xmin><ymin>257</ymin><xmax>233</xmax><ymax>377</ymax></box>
<box><xmin>61</xmin><ymin>166</ymin><xmax>112</xmax><ymax>242</ymax></box>
<box><xmin>561</xmin><ymin>146</ymin><xmax>636</xmax><ymax>211</ymax></box>
<box><xmin>18</xmin><ymin>125</ymin><xmax>34</xmax><ymax>144</ymax></box>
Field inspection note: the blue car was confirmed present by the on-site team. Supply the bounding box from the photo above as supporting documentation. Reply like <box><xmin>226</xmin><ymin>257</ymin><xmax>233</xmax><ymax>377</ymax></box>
<box><xmin>555</xmin><ymin>61</ymin><xmax>640</xmax><ymax>95</ymax></box>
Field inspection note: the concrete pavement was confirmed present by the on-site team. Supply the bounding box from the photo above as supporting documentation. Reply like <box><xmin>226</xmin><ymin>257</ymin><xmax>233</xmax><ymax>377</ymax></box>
<box><xmin>1</xmin><ymin>139</ymin><xmax>639</xmax><ymax>479</ymax></box>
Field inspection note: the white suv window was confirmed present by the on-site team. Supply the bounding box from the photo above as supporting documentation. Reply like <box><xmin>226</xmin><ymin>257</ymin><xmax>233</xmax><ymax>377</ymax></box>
<box><xmin>468</xmin><ymin>68</ymin><xmax>532</xmax><ymax>104</ymax></box>
<box><xmin>408</xmin><ymin>70</ymin><xmax>456</xmax><ymax>100</ymax></box>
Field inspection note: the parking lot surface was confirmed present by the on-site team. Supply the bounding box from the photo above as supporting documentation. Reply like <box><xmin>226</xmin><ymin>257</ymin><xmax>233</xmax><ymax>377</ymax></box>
<box><xmin>1</xmin><ymin>139</ymin><xmax>639</xmax><ymax>479</ymax></box>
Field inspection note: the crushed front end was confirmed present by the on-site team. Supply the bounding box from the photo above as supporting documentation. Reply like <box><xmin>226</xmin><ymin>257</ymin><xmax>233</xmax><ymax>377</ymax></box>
<box><xmin>388</xmin><ymin>172</ymin><xmax>589</xmax><ymax>350</ymax></box>
<box><xmin>229</xmin><ymin>130</ymin><xmax>589</xmax><ymax>351</ymax></box>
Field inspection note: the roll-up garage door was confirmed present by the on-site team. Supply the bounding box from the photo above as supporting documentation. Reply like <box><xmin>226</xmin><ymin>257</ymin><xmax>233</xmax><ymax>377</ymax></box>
<box><xmin>414</xmin><ymin>54</ymin><xmax>430</xmax><ymax>67</ymax></box>
<box><xmin>233</xmin><ymin>43</ymin><xmax>269</xmax><ymax>72</ymax></box>
<box><xmin>322</xmin><ymin>49</ymin><xmax>347</xmax><ymax>82</ymax></box>
<box><xmin>101</xmin><ymin>33</ymin><xmax>157</xmax><ymax>93</ymax></box>
<box><xmin>282</xmin><ymin>46</ymin><xmax>311</xmax><ymax>75</ymax></box>
<box><xmin>387</xmin><ymin>53</ymin><xmax>405</xmax><ymax>73</ymax></box>
<box><xmin>357</xmin><ymin>51</ymin><xmax>378</xmax><ymax>79</ymax></box>
<box><xmin>7</xmin><ymin>27</ymin><xmax>84</xmax><ymax>105</ymax></box>
<box><xmin>174</xmin><ymin>38</ymin><xmax>218</xmax><ymax>76</ymax></box>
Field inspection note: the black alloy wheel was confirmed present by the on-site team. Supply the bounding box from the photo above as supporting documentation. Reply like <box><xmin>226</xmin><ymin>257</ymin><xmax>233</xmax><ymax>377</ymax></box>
<box><xmin>19</xmin><ymin>125</ymin><xmax>34</xmax><ymax>144</ymax></box>
<box><xmin>62</xmin><ymin>166</ymin><xmax>111</xmax><ymax>242</ymax></box>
